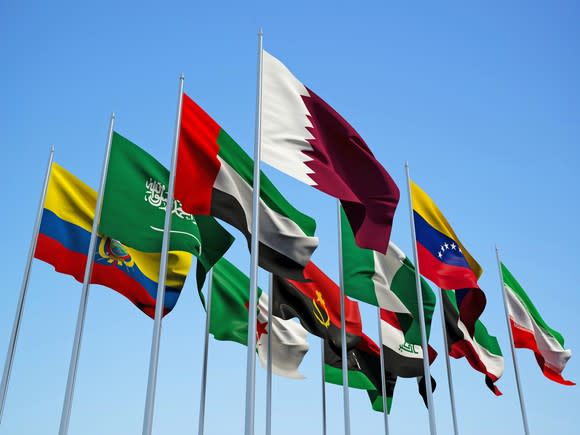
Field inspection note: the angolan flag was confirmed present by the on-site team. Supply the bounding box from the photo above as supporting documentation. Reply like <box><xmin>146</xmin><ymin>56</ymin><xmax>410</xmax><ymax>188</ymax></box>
<box><xmin>262</xmin><ymin>50</ymin><xmax>400</xmax><ymax>254</ymax></box>
<box><xmin>209</xmin><ymin>258</ymin><xmax>309</xmax><ymax>379</ymax></box>
<box><xmin>502</xmin><ymin>263</ymin><xmax>574</xmax><ymax>386</ymax></box>
<box><xmin>441</xmin><ymin>290</ymin><xmax>504</xmax><ymax>395</ymax></box>
<box><xmin>271</xmin><ymin>261</ymin><xmax>362</xmax><ymax>352</ymax></box>
<box><xmin>175</xmin><ymin>94</ymin><xmax>318</xmax><ymax>281</ymax></box>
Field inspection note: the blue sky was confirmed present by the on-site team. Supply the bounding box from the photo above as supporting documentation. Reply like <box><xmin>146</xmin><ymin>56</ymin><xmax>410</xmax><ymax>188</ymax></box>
<box><xmin>1</xmin><ymin>1</ymin><xmax>579</xmax><ymax>434</ymax></box>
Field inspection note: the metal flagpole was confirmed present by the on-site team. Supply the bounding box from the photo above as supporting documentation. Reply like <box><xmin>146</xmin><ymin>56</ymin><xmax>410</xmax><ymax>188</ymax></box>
<box><xmin>437</xmin><ymin>287</ymin><xmax>459</xmax><ymax>435</ymax></box>
<box><xmin>197</xmin><ymin>269</ymin><xmax>213</xmax><ymax>435</ymax></box>
<box><xmin>320</xmin><ymin>339</ymin><xmax>327</xmax><ymax>435</ymax></box>
<box><xmin>0</xmin><ymin>145</ymin><xmax>54</xmax><ymax>424</ymax></box>
<box><xmin>336</xmin><ymin>201</ymin><xmax>351</xmax><ymax>435</ymax></box>
<box><xmin>265</xmin><ymin>273</ymin><xmax>274</xmax><ymax>435</ymax></box>
<box><xmin>59</xmin><ymin>114</ymin><xmax>115</xmax><ymax>435</ymax></box>
<box><xmin>376</xmin><ymin>308</ymin><xmax>390</xmax><ymax>435</ymax></box>
<box><xmin>141</xmin><ymin>75</ymin><xmax>185</xmax><ymax>435</ymax></box>
<box><xmin>495</xmin><ymin>247</ymin><xmax>530</xmax><ymax>435</ymax></box>
<box><xmin>244</xmin><ymin>28</ymin><xmax>263</xmax><ymax>435</ymax></box>
<box><xmin>404</xmin><ymin>162</ymin><xmax>437</xmax><ymax>435</ymax></box>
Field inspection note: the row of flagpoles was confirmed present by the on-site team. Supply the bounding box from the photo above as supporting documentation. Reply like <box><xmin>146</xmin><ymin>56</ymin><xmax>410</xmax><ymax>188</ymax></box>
<box><xmin>0</xmin><ymin>29</ymin><xmax>571</xmax><ymax>435</ymax></box>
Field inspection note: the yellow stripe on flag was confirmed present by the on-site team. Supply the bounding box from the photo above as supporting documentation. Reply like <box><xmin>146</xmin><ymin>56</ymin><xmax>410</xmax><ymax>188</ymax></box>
<box><xmin>45</xmin><ymin>163</ymin><xmax>192</xmax><ymax>287</ymax></box>
<box><xmin>410</xmin><ymin>180</ymin><xmax>482</xmax><ymax>279</ymax></box>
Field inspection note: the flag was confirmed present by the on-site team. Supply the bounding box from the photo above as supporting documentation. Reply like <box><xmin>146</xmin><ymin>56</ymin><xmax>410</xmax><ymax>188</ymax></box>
<box><xmin>502</xmin><ymin>263</ymin><xmax>574</xmax><ymax>386</ymax></box>
<box><xmin>210</xmin><ymin>258</ymin><xmax>309</xmax><ymax>379</ymax></box>
<box><xmin>174</xmin><ymin>94</ymin><xmax>319</xmax><ymax>280</ymax></box>
<box><xmin>99</xmin><ymin>132</ymin><xmax>234</xmax><ymax>303</ymax></box>
<box><xmin>262</xmin><ymin>50</ymin><xmax>400</xmax><ymax>254</ymax></box>
<box><xmin>410</xmin><ymin>180</ymin><xmax>481</xmax><ymax>288</ymax></box>
<box><xmin>323</xmin><ymin>334</ymin><xmax>396</xmax><ymax>413</ymax></box>
<box><xmin>271</xmin><ymin>261</ymin><xmax>363</xmax><ymax>351</ymax></box>
<box><xmin>34</xmin><ymin>163</ymin><xmax>191</xmax><ymax>317</ymax></box>
<box><xmin>340</xmin><ymin>206</ymin><xmax>411</xmax><ymax>316</ymax></box>
<box><xmin>441</xmin><ymin>290</ymin><xmax>504</xmax><ymax>395</ymax></box>
<box><xmin>380</xmin><ymin>309</ymin><xmax>438</xmax><ymax>378</ymax></box>
<box><xmin>411</xmin><ymin>180</ymin><xmax>486</xmax><ymax>335</ymax></box>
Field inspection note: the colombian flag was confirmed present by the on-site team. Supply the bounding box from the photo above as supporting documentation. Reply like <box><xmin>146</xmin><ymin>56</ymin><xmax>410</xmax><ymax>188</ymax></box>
<box><xmin>34</xmin><ymin>163</ymin><xmax>192</xmax><ymax>318</ymax></box>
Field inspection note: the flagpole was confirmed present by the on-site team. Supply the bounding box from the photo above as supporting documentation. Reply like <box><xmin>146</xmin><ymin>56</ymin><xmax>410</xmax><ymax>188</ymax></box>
<box><xmin>495</xmin><ymin>247</ymin><xmax>530</xmax><ymax>435</ymax></box>
<box><xmin>265</xmin><ymin>272</ymin><xmax>274</xmax><ymax>435</ymax></box>
<box><xmin>244</xmin><ymin>28</ymin><xmax>263</xmax><ymax>435</ymax></box>
<box><xmin>404</xmin><ymin>162</ymin><xmax>437</xmax><ymax>435</ymax></box>
<box><xmin>197</xmin><ymin>269</ymin><xmax>213</xmax><ymax>435</ymax></box>
<box><xmin>142</xmin><ymin>75</ymin><xmax>185</xmax><ymax>435</ymax></box>
<box><xmin>320</xmin><ymin>339</ymin><xmax>327</xmax><ymax>435</ymax></box>
<box><xmin>0</xmin><ymin>145</ymin><xmax>54</xmax><ymax>424</ymax></box>
<box><xmin>336</xmin><ymin>200</ymin><xmax>351</xmax><ymax>435</ymax></box>
<box><xmin>376</xmin><ymin>308</ymin><xmax>390</xmax><ymax>435</ymax></box>
<box><xmin>59</xmin><ymin>114</ymin><xmax>115</xmax><ymax>435</ymax></box>
<box><xmin>437</xmin><ymin>287</ymin><xmax>459</xmax><ymax>435</ymax></box>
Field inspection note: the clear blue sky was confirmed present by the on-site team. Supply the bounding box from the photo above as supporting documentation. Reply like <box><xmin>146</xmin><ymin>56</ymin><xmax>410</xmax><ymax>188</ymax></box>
<box><xmin>1</xmin><ymin>1</ymin><xmax>579</xmax><ymax>434</ymax></box>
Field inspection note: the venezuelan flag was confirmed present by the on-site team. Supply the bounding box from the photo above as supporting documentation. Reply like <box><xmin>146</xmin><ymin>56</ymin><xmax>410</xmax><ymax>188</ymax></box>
<box><xmin>411</xmin><ymin>180</ymin><xmax>482</xmax><ymax>290</ymax></box>
<box><xmin>34</xmin><ymin>163</ymin><xmax>192</xmax><ymax>318</ymax></box>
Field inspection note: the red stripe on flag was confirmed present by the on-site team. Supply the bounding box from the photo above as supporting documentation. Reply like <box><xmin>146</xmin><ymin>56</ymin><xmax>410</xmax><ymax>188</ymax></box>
<box><xmin>35</xmin><ymin>234</ymin><xmax>160</xmax><ymax>318</ymax></box>
<box><xmin>510</xmin><ymin>319</ymin><xmax>575</xmax><ymax>386</ymax></box>
<box><xmin>449</xmin><ymin>340</ymin><xmax>503</xmax><ymax>396</ymax></box>
<box><xmin>417</xmin><ymin>243</ymin><xmax>479</xmax><ymax>290</ymax></box>
<box><xmin>175</xmin><ymin>93</ymin><xmax>222</xmax><ymax>215</ymax></box>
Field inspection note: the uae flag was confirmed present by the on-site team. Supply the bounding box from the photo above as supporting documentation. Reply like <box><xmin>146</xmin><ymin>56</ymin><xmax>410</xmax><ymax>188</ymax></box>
<box><xmin>502</xmin><ymin>263</ymin><xmax>574</xmax><ymax>386</ymax></box>
<box><xmin>271</xmin><ymin>261</ymin><xmax>363</xmax><ymax>351</ymax></box>
<box><xmin>441</xmin><ymin>290</ymin><xmax>504</xmax><ymax>395</ymax></box>
<box><xmin>210</xmin><ymin>258</ymin><xmax>309</xmax><ymax>379</ymax></box>
<box><xmin>175</xmin><ymin>94</ymin><xmax>319</xmax><ymax>280</ymax></box>
<box><xmin>262</xmin><ymin>50</ymin><xmax>400</xmax><ymax>254</ymax></box>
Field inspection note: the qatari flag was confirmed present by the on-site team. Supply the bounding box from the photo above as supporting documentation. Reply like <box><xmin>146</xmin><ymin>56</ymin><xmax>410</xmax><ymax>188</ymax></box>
<box><xmin>262</xmin><ymin>50</ymin><xmax>400</xmax><ymax>254</ymax></box>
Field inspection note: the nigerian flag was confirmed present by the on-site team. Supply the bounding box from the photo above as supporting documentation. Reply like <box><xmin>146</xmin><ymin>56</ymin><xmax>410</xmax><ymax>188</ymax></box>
<box><xmin>210</xmin><ymin>258</ymin><xmax>309</xmax><ymax>379</ymax></box>
<box><xmin>502</xmin><ymin>263</ymin><xmax>574</xmax><ymax>386</ymax></box>
<box><xmin>99</xmin><ymin>132</ymin><xmax>234</xmax><ymax>292</ymax></box>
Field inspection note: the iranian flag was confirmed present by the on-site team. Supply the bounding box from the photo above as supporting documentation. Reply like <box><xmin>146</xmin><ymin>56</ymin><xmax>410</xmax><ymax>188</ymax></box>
<box><xmin>175</xmin><ymin>94</ymin><xmax>318</xmax><ymax>280</ymax></box>
<box><xmin>210</xmin><ymin>258</ymin><xmax>309</xmax><ymax>379</ymax></box>
<box><xmin>441</xmin><ymin>290</ymin><xmax>504</xmax><ymax>395</ymax></box>
<box><xmin>502</xmin><ymin>263</ymin><xmax>574</xmax><ymax>386</ymax></box>
<box><xmin>262</xmin><ymin>50</ymin><xmax>400</xmax><ymax>254</ymax></box>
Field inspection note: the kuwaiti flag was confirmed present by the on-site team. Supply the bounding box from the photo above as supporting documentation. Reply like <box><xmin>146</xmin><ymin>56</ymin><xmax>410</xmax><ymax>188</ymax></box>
<box><xmin>441</xmin><ymin>290</ymin><xmax>504</xmax><ymax>395</ymax></box>
<box><xmin>262</xmin><ymin>50</ymin><xmax>400</xmax><ymax>254</ymax></box>
<box><xmin>210</xmin><ymin>258</ymin><xmax>309</xmax><ymax>379</ymax></box>
<box><xmin>175</xmin><ymin>94</ymin><xmax>319</xmax><ymax>281</ymax></box>
<box><xmin>502</xmin><ymin>263</ymin><xmax>574</xmax><ymax>386</ymax></box>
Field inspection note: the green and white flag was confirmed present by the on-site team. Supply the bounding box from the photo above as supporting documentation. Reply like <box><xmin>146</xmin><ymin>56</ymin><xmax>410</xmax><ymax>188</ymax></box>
<box><xmin>341</xmin><ymin>207</ymin><xmax>435</xmax><ymax>344</ymax></box>
<box><xmin>502</xmin><ymin>263</ymin><xmax>574</xmax><ymax>386</ymax></box>
<box><xmin>210</xmin><ymin>258</ymin><xmax>309</xmax><ymax>379</ymax></box>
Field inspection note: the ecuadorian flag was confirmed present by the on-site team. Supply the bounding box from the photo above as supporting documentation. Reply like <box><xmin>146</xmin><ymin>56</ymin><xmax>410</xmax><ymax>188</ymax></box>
<box><xmin>411</xmin><ymin>180</ymin><xmax>482</xmax><ymax>290</ymax></box>
<box><xmin>34</xmin><ymin>163</ymin><xmax>192</xmax><ymax>318</ymax></box>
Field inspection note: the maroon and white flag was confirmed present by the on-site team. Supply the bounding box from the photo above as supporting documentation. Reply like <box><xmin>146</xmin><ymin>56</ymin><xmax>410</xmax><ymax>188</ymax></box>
<box><xmin>261</xmin><ymin>50</ymin><xmax>400</xmax><ymax>254</ymax></box>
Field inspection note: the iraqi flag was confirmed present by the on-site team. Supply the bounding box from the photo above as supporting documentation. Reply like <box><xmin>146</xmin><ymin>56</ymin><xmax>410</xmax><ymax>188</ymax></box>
<box><xmin>209</xmin><ymin>258</ymin><xmax>309</xmax><ymax>379</ymax></box>
<box><xmin>175</xmin><ymin>94</ymin><xmax>319</xmax><ymax>281</ymax></box>
<box><xmin>502</xmin><ymin>263</ymin><xmax>574</xmax><ymax>386</ymax></box>
<box><xmin>271</xmin><ymin>261</ymin><xmax>363</xmax><ymax>352</ymax></box>
<box><xmin>441</xmin><ymin>290</ymin><xmax>504</xmax><ymax>395</ymax></box>
<box><xmin>262</xmin><ymin>50</ymin><xmax>400</xmax><ymax>254</ymax></box>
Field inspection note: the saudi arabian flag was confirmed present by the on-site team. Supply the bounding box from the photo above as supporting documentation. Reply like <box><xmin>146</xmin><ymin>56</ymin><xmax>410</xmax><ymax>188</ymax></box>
<box><xmin>502</xmin><ymin>263</ymin><xmax>575</xmax><ymax>386</ymax></box>
<box><xmin>99</xmin><ymin>132</ymin><xmax>234</xmax><ymax>295</ymax></box>
<box><xmin>210</xmin><ymin>258</ymin><xmax>310</xmax><ymax>379</ymax></box>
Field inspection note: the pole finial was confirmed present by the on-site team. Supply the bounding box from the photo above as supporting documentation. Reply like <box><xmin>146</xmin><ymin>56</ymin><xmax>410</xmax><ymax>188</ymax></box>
<box><xmin>179</xmin><ymin>72</ymin><xmax>185</xmax><ymax>80</ymax></box>
<box><xmin>50</xmin><ymin>144</ymin><xmax>55</xmax><ymax>153</ymax></box>
<box><xmin>258</xmin><ymin>27</ymin><xmax>263</xmax><ymax>36</ymax></box>
<box><xmin>111</xmin><ymin>112</ymin><xmax>116</xmax><ymax>120</ymax></box>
